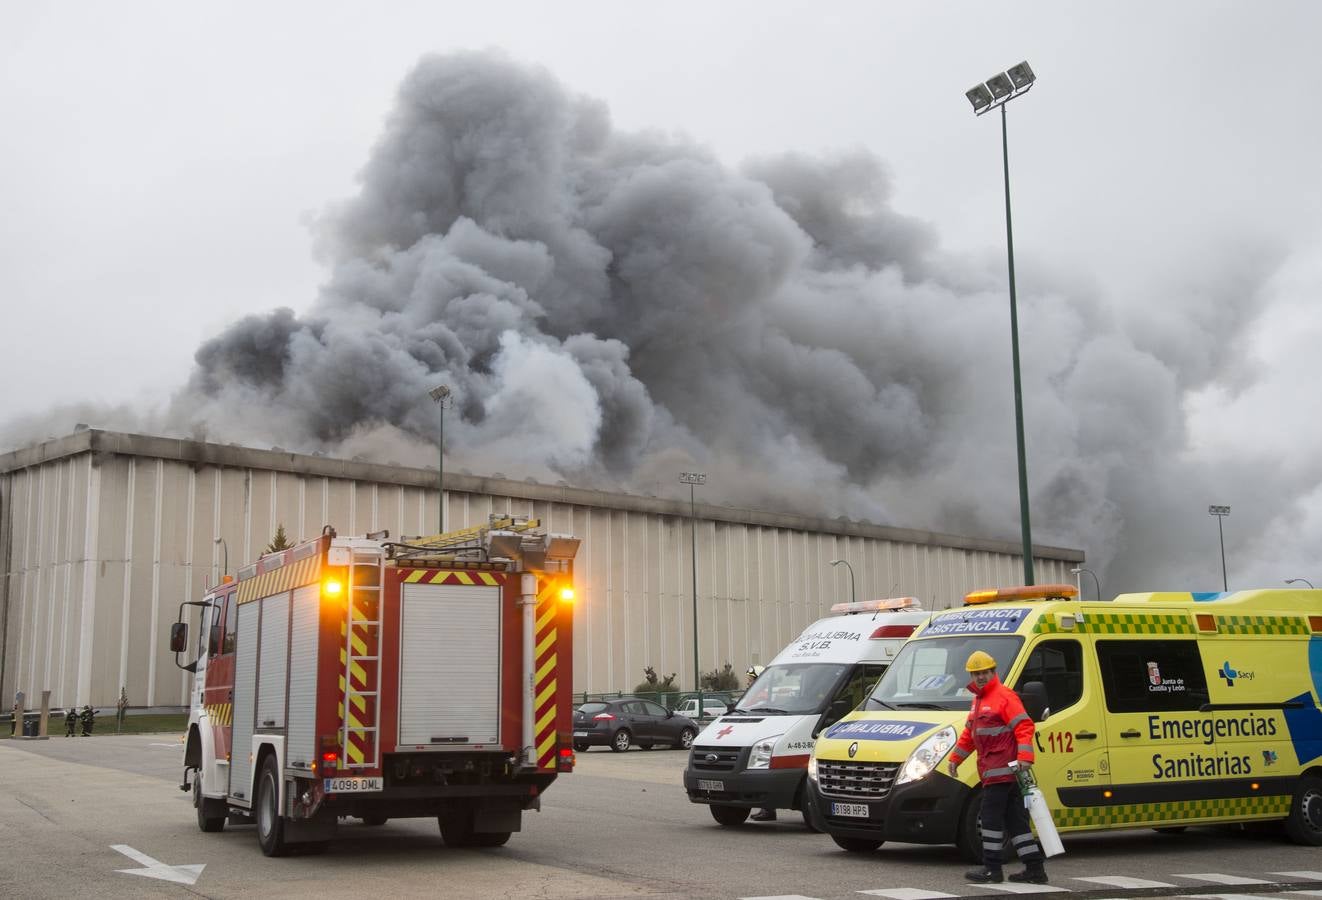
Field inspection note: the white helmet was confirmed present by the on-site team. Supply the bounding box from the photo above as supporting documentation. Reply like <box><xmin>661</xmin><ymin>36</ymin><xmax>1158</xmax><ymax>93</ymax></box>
<box><xmin>746</xmin><ymin>665</ymin><xmax>765</xmax><ymax>678</ymax></box>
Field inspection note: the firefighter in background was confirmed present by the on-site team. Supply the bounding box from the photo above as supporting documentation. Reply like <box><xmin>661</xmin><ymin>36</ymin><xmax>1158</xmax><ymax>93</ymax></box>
<box><xmin>946</xmin><ymin>650</ymin><xmax>1048</xmax><ymax>885</ymax></box>
<box><xmin>79</xmin><ymin>705</ymin><xmax>96</xmax><ymax>736</ymax></box>
<box><xmin>65</xmin><ymin>706</ymin><xmax>78</xmax><ymax>737</ymax></box>
<box><xmin>744</xmin><ymin>665</ymin><xmax>777</xmax><ymax>823</ymax></box>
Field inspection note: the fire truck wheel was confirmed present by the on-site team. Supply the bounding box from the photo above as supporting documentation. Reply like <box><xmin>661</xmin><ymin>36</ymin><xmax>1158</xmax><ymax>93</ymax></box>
<box><xmin>361</xmin><ymin>815</ymin><xmax>388</xmax><ymax>827</ymax></box>
<box><xmin>611</xmin><ymin>729</ymin><xmax>633</xmax><ymax>752</ymax></box>
<box><xmin>830</xmin><ymin>834</ymin><xmax>883</xmax><ymax>853</ymax></box>
<box><xmin>1285</xmin><ymin>774</ymin><xmax>1322</xmax><ymax>846</ymax></box>
<box><xmin>709</xmin><ymin>804</ymin><xmax>750</xmax><ymax>827</ymax></box>
<box><xmin>194</xmin><ymin>774</ymin><xmax>225</xmax><ymax>833</ymax></box>
<box><xmin>677</xmin><ymin>728</ymin><xmax>696</xmax><ymax>750</ymax></box>
<box><xmin>256</xmin><ymin>756</ymin><xmax>291</xmax><ymax>857</ymax></box>
<box><xmin>439</xmin><ymin>811</ymin><xmax>475</xmax><ymax>847</ymax></box>
<box><xmin>471</xmin><ymin>831</ymin><xmax>512</xmax><ymax>847</ymax></box>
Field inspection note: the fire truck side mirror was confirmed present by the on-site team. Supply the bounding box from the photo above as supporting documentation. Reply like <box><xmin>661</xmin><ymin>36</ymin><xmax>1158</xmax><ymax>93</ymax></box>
<box><xmin>169</xmin><ymin>622</ymin><xmax>188</xmax><ymax>653</ymax></box>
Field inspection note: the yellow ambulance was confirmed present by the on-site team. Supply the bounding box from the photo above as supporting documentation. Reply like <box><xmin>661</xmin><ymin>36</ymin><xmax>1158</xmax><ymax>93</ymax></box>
<box><xmin>806</xmin><ymin>585</ymin><xmax>1322</xmax><ymax>858</ymax></box>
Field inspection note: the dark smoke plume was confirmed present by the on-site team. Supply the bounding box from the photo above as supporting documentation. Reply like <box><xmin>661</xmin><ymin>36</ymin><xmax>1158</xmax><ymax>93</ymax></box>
<box><xmin>14</xmin><ymin>51</ymin><xmax>1320</xmax><ymax>593</ymax></box>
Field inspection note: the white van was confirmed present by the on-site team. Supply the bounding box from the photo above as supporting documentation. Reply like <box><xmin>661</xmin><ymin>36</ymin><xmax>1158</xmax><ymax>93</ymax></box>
<box><xmin>683</xmin><ymin>599</ymin><xmax>930</xmax><ymax>827</ymax></box>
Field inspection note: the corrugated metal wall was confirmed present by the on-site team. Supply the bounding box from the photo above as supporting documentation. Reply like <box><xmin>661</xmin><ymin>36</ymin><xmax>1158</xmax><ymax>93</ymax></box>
<box><xmin>0</xmin><ymin>431</ymin><xmax>1082</xmax><ymax>708</ymax></box>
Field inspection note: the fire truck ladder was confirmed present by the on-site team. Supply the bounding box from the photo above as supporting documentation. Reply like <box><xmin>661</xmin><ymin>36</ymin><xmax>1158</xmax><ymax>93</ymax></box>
<box><xmin>397</xmin><ymin>515</ymin><xmax>543</xmax><ymax>559</ymax></box>
<box><xmin>341</xmin><ymin>551</ymin><xmax>382</xmax><ymax>770</ymax></box>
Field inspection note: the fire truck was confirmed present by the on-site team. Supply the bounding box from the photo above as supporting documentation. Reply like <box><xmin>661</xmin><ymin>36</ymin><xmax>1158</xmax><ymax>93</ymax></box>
<box><xmin>169</xmin><ymin>516</ymin><xmax>579</xmax><ymax>856</ymax></box>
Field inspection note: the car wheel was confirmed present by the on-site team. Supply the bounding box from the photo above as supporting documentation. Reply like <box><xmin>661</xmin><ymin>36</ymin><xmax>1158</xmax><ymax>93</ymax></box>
<box><xmin>831</xmin><ymin>834</ymin><xmax>883</xmax><ymax>852</ymax></box>
<box><xmin>573</xmin><ymin>742</ymin><xmax>588</xmax><ymax>752</ymax></box>
<box><xmin>361</xmin><ymin>815</ymin><xmax>388</xmax><ymax>827</ymax></box>
<box><xmin>194</xmin><ymin>772</ymin><xmax>225</xmax><ymax>833</ymax></box>
<box><xmin>1285</xmin><ymin>775</ymin><xmax>1322</xmax><ymax>846</ymax></box>
<box><xmin>256</xmin><ymin>755</ymin><xmax>289</xmax><ymax>857</ymax></box>
<box><xmin>956</xmin><ymin>788</ymin><xmax>984</xmax><ymax>864</ymax></box>
<box><xmin>677</xmin><ymin>727</ymin><xmax>696</xmax><ymax>750</ymax></box>
<box><xmin>710</xmin><ymin>804</ymin><xmax>750</xmax><ymax>827</ymax></box>
<box><xmin>611</xmin><ymin>729</ymin><xmax>632</xmax><ymax>752</ymax></box>
<box><xmin>638</xmin><ymin>743</ymin><xmax>654</xmax><ymax>750</ymax></box>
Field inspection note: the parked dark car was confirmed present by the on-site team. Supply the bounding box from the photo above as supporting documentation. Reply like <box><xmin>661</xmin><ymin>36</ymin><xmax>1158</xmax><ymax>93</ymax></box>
<box><xmin>572</xmin><ymin>698</ymin><xmax>698</xmax><ymax>752</ymax></box>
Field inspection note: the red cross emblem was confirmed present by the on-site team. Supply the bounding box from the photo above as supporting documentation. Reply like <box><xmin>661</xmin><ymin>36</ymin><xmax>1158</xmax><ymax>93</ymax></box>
<box><xmin>716</xmin><ymin>725</ymin><xmax>735</xmax><ymax>739</ymax></box>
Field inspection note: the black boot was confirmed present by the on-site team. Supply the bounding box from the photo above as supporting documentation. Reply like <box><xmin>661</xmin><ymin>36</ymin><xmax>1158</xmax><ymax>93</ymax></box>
<box><xmin>965</xmin><ymin>867</ymin><xmax>1003</xmax><ymax>883</ymax></box>
<box><xmin>1009</xmin><ymin>864</ymin><xmax>1047</xmax><ymax>884</ymax></box>
<box><xmin>750</xmin><ymin>808</ymin><xmax>777</xmax><ymax>821</ymax></box>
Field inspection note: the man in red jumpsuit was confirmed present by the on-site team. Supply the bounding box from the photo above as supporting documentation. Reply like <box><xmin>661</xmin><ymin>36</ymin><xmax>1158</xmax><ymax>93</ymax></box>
<box><xmin>946</xmin><ymin>650</ymin><xmax>1047</xmax><ymax>884</ymax></box>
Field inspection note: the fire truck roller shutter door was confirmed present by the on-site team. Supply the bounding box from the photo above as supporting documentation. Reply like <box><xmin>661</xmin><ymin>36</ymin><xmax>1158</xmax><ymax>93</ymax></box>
<box><xmin>230</xmin><ymin>602</ymin><xmax>260</xmax><ymax>800</ymax></box>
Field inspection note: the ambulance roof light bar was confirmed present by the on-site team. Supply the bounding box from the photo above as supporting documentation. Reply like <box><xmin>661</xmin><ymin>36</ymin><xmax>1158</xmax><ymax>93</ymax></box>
<box><xmin>963</xmin><ymin>583</ymin><xmax>1079</xmax><ymax>605</ymax></box>
<box><xmin>830</xmin><ymin>597</ymin><xmax>922</xmax><ymax>615</ymax></box>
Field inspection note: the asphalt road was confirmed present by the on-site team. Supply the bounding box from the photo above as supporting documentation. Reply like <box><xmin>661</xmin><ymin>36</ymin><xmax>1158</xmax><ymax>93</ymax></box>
<box><xmin>2</xmin><ymin>735</ymin><xmax>1320</xmax><ymax>900</ymax></box>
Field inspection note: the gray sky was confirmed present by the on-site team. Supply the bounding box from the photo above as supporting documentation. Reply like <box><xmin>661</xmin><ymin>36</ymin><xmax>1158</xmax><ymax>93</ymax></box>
<box><xmin>4</xmin><ymin>2</ymin><xmax>1321</xmax><ymax>594</ymax></box>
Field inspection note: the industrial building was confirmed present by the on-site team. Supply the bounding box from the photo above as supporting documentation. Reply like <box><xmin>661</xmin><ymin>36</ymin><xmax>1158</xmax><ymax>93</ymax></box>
<box><xmin>0</xmin><ymin>429</ymin><xmax>1083</xmax><ymax>709</ymax></box>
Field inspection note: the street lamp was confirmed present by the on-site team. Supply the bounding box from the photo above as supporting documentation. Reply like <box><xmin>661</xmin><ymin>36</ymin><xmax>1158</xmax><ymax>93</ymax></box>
<box><xmin>214</xmin><ymin>537</ymin><xmax>228</xmax><ymax>578</ymax></box>
<box><xmin>830</xmin><ymin>559</ymin><xmax>856</xmax><ymax>606</ymax></box>
<box><xmin>1208</xmin><ymin>505</ymin><xmax>1230</xmax><ymax>591</ymax></box>
<box><xmin>966</xmin><ymin>60</ymin><xmax>1037</xmax><ymax>586</ymax></box>
<box><xmin>679</xmin><ymin>472</ymin><xmax>707</xmax><ymax>693</ymax></box>
<box><xmin>429</xmin><ymin>385</ymin><xmax>452</xmax><ymax>533</ymax></box>
<box><xmin>1070</xmin><ymin>566</ymin><xmax>1102</xmax><ymax>601</ymax></box>
<box><xmin>1285</xmin><ymin>578</ymin><xmax>1315</xmax><ymax>589</ymax></box>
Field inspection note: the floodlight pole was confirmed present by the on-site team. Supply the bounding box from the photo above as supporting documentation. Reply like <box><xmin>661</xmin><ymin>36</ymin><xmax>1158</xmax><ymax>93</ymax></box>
<box><xmin>1000</xmin><ymin>101</ymin><xmax>1034</xmax><ymax>586</ymax></box>
<box><xmin>680</xmin><ymin>472</ymin><xmax>707</xmax><ymax>693</ymax></box>
<box><xmin>830</xmin><ymin>559</ymin><xmax>856</xmax><ymax>606</ymax></box>
<box><xmin>430</xmin><ymin>385</ymin><xmax>452</xmax><ymax>533</ymax></box>
<box><xmin>1209</xmin><ymin>505</ymin><xmax>1230</xmax><ymax>591</ymax></box>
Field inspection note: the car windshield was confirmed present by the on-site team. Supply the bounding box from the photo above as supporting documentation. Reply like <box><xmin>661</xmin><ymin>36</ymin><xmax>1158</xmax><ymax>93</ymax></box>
<box><xmin>866</xmin><ymin>635</ymin><xmax>1024</xmax><ymax>711</ymax></box>
<box><xmin>739</xmin><ymin>663</ymin><xmax>847</xmax><ymax>714</ymax></box>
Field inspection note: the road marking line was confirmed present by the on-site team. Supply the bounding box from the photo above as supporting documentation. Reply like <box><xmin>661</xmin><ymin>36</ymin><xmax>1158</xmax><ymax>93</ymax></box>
<box><xmin>858</xmin><ymin>889</ymin><xmax>959</xmax><ymax>899</ymax></box>
<box><xmin>966</xmin><ymin>884</ymin><xmax>1065</xmax><ymax>894</ymax></box>
<box><xmin>1176</xmin><ymin>875</ymin><xmax>1273</xmax><ymax>886</ymax></box>
<box><xmin>110</xmin><ymin>844</ymin><xmax>205</xmax><ymax>885</ymax></box>
<box><xmin>1074</xmin><ymin>877</ymin><xmax>1176</xmax><ymax>889</ymax></box>
<box><xmin>1273</xmin><ymin>874</ymin><xmax>1322</xmax><ymax>881</ymax></box>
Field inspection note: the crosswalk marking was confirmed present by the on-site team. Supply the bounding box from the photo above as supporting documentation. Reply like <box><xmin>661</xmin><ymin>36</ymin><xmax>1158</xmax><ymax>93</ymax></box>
<box><xmin>1177</xmin><ymin>875</ymin><xmax>1273</xmax><ymax>886</ymax></box>
<box><xmin>740</xmin><ymin>869</ymin><xmax>1322</xmax><ymax>900</ymax></box>
<box><xmin>1073</xmin><ymin>877</ymin><xmax>1176</xmax><ymax>890</ymax></box>
<box><xmin>966</xmin><ymin>885</ymin><xmax>1065</xmax><ymax>894</ymax></box>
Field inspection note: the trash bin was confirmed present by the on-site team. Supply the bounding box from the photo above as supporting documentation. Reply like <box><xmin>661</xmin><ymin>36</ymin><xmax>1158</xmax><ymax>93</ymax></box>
<box><xmin>22</xmin><ymin>715</ymin><xmax>38</xmax><ymax>737</ymax></box>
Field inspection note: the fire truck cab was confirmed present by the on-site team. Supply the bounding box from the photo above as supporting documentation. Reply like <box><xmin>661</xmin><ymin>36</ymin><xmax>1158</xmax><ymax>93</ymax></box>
<box><xmin>170</xmin><ymin>517</ymin><xmax>578</xmax><ymax>856</ymax></box>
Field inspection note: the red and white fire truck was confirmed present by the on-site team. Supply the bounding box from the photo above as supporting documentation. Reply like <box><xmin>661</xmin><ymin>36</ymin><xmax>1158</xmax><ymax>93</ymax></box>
<box><xmin>169</xmin><ymin>516</ymin><xmax>579</xmax><ymax>856</ymax></box>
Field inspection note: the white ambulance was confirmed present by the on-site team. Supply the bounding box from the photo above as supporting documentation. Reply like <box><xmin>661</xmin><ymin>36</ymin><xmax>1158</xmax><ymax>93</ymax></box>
<box><xmin>683</xmin><ymin>598</ymin><xmax>930</xmax><ymax>827</ymax></box>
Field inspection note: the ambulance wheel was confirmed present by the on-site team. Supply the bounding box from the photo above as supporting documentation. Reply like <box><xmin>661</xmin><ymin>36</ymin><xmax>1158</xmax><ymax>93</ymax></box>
<box><xmin>710</xmin><ymin>804</ymin><xmax>750</xmax><ymax>827</ymax></box>
<box><xmin>796</xmin><ymin>785</ymin><xmax>822</xmax><ymax>833</ymax></box>
<box><xmin>611</xmin><ymin>729</ymin><xmax>633</xmax><ymax>752</ymax></box>
<box><xmin>194</xmin><ymin>774</ymin><xmax>225</xmax><ymax>833</ymax></box>
<box><xmin>1285</xmin><ymin>774</ymin><xmax>1322</xmax><ymax>846</ymax></box>
<box><xmin>256</xmin><ymin>756</ymin><xmax>290</xmax><ymax>857</ymax></box>
<box><xmin>1153</xmin><ymin>825</ymin><xmax>1187</xmax><ymax>833</ymax></box>
<box><xmin>361</xmin><ymin>815</ymin><xmax>388</xmax><ymax>827</ymax></box>
<box><xmin>471</xmin><ymin>831</ymin><xmax>511</xmax><ymax>847</ymax></box>
<box><xmin>677</xmin><ymin>728</ymin><xmax>696</xmax><ymax>750</ymax></box>
<box><xmin>956</xmin><ymin>789</ymin><xmax>984</xmax><ymax>864</ymax></box>
<box><xmin>831</xmin><ymin>835</ymin><xmax>883</xmax><ymax>853</ymax></box>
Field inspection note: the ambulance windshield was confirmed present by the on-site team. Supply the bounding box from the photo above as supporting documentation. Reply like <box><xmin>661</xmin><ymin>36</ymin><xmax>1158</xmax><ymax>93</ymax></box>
<box><xmin>864</xmin><ymin>635</ymin><xmax>1024</xmax><ymax>711</ymax></box>
<box><xmin>737</xmin><ymin>663</ymin><xmax>846</xmax><ymax>715</ymax></box>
